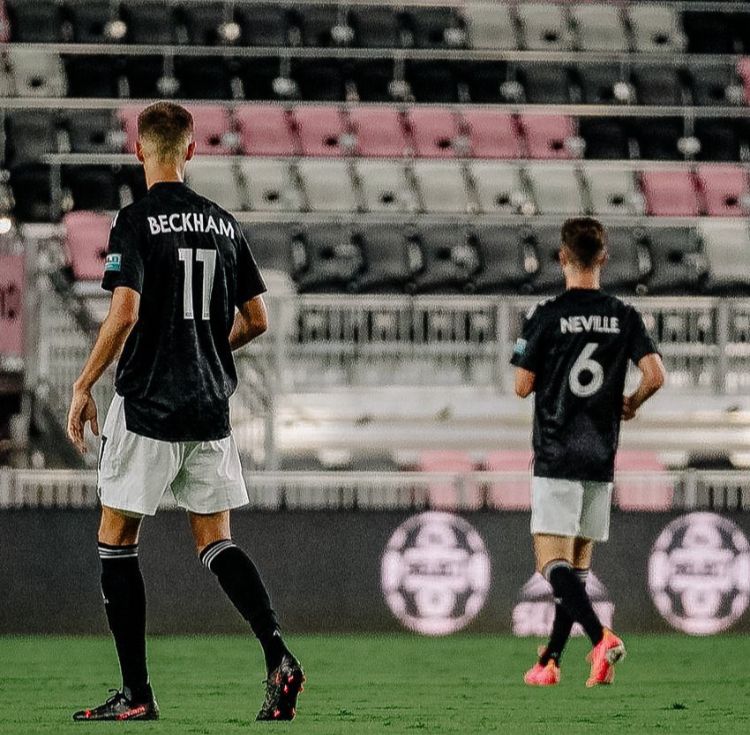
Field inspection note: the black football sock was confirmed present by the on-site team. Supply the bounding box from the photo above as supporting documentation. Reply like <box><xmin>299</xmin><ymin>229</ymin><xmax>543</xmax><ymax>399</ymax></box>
<box><xmin>539</xmin><ymin>569</ymin><xmax>589</xmax><ymax>666</ymax></box>
<box><xmin>545</xmin><ymin>561</ymin><xmax>604</xmax><ymax>647</ymax></box>
<box><xmin>200</xmin><ymin>540</ymin><xmax>290</xmax><ymax>673</ymax></box>
<box><xmin>98</xmin><ymin>543</ymin><xmax>151</xmax><ymax>702</ymax></box>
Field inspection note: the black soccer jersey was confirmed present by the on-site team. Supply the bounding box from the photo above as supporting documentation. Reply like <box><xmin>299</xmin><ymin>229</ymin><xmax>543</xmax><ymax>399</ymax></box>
<box><xmin>101</xmin><ymin>181</ymin><xmax>266</xmax><ymax>442</ymax></box>
<box><xmin>510</xmin><ymin>289</ymin><xmax>658</xmax><ymax>482</ymax></box>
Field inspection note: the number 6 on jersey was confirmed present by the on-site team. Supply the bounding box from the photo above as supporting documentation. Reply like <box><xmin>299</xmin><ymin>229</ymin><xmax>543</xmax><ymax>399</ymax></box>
<box><xmin>569</xmin><ymin>342</ymin><xmax>604</xmax><ymax>397</ymax></box>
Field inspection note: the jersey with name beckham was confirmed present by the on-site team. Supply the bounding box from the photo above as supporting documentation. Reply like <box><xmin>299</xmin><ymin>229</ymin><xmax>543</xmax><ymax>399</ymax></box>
<box><xmin>510</xmin><ymin>289</ymin><xmax>658</xmax><ymax>482</ymax></box>
<box><xmin>102</xmin><ymin>181</ymin><xmax>266</xmax><ymax>442</ymax></box>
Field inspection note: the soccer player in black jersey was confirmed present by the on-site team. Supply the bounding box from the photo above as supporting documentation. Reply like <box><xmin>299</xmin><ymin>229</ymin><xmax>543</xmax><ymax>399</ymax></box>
<box><xmin>66</xmin><ymin>103</ymin><xmax>303</xmax><ymax>722</ymax></box>
<box><xmin>511</xmin><ymin>217</ymin><xmax>666</xmax><ymax>687</ymax></box>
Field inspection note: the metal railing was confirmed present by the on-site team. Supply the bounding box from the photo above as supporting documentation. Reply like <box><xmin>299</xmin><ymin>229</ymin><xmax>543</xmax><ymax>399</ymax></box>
<box><xmin>2</xmin><ymin>467</ymin><xmax>749</xmax><ymax>511</ymax></box>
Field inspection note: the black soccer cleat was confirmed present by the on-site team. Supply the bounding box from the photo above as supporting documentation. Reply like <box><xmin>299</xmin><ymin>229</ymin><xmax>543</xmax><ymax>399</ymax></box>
<box><xmin>72</xmin><ymin>689</ymin><xmax>160</xmax><ymax>721</ymax></box>
<box><xmin>256</xmin><ymin>654</ymin><xmax>305</xmax><ymax>722</ymax></box>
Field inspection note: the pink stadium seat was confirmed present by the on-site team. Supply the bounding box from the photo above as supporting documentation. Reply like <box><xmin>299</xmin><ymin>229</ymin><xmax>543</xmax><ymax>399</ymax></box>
<box><xmin>64</xmin><ymin>211</ymin><xmax>112</xmax><ymax>281</ymax></box>
<box><xmin>462</xmin><ymin>110</ymin><xmax>523</xmax><ymax>159</ymax></box>
<box><xmin>349</xmin><ymin>107</ymin><xmax>408</xmax><ymax>157</ymax></box>
<box><xmin>293</xmin><ymin>106</ymin><xmax>347</xmax><ymax>157</ymax></box>
<box><xmin>520</xmin><ymin>114</ymin><xmax>577</xmax><ymax>159</ymax></box>
<box><xmin>418</xmin><ymin>450</ymin><xmax>479</xmax><ymax>509</ymax></box>
<box><xmin>697</xmin><ymin>164</ymin><xmax>749</xmax><ymax>217</ymax></box>
<box><xmin>120</xmin><ymin>105</ymin><xmax>235</xmax><ymax>155</ymax></box>
<box><xmin>641</xmin><ymin>170</ymin><xmax>700</xmax><ymax>216</ymax></box>
<box><xmin>485</xmin><ymin>451</ymin><xmax>533</xmax><ymax>510</ymax></box>
<box><xmin>235</xmin><ymin>105</ymin><xmax>296</xmax><ymax>156</ymax></box>
<box><xmin>738</xmin><ymin>58</ymin><xmax>750</xmax><ymax>105</ymax></box>
<box><xmin>407</xmin><ymin>108</ymin><xmax>460</xmax><ymax>158</ymax></box>
<box><xmin>614</xmin><ymin>451</ymin><xmax>673</xmax><ymax>511</ymax></box>
<box><xmin>0</xmin><ymin>254</ymin><xmax>23</xmax><ymax>359</ymax></box>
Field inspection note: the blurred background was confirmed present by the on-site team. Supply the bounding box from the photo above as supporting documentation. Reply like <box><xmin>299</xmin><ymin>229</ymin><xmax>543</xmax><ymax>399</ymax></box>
<box><xmin>1</xmin><ymin>0</ymin><xmax>750</xmax><ymax>637</ymax></box>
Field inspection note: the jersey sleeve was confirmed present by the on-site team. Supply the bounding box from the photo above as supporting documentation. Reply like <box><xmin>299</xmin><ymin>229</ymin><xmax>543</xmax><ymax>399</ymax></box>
<box><xmin>510</xmin><ymin>305</ymin><xmax>547</xmax><ymax>372</ymax></box>
<box><xmin>101</xmin><ymin>209</ymin><xmax>145</xmax><ymax>294</ymax></box>
<box><xmin>628</xmin><ymin>308</ymin><xmax>659</xmax><ymax>363</ymax></box>
<box><xmin>235</xmin><ymin>227</ymin><xmax>267</xmax><ymax>306</ymax></box>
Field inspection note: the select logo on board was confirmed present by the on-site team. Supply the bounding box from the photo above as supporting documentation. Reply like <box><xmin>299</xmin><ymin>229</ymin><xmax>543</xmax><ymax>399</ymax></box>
<box><xmin>381</xmin><ymin>512</ymin><xmax>491</xmax><ymax>636</ymax></box>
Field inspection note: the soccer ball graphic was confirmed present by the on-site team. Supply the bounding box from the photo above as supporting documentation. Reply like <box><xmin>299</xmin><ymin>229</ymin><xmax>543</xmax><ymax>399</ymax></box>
<box><xmin>381</xmin><ymin>512</ymin><xmax>491</xmax><ymax>636</ymax></box>
<box><xmin>648</xmin><ymin>512</ymin><xmax>750</xmax><ymax>635</ymax></box>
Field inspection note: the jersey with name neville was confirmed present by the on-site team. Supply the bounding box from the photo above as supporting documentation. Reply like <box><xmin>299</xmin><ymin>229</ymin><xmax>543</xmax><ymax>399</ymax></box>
<box><xmin>102</xmin><ymin>181</ymin><xmax>266</xmax><ymax>442</ymax></box>
<box><xmin>510</xmin><ymin>289</ymin><xmax>658</xmax><ymax>482</ymax></box>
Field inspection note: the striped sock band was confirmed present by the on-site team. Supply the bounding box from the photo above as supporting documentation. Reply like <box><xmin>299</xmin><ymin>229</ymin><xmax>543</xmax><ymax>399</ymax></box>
<box><xmin>575</xmin><ymin>568</ymin><xmax>590</xmax><ymax>587</ymax></box>
<box><xmin>98</xmin><ymin>542</ymin><xmax>139</xmax><ymax>560</ymax></box>
<box><xmin>200</xmin><ymin>539</ymin><xmax>236</xmax><ymax>570</ymax></box>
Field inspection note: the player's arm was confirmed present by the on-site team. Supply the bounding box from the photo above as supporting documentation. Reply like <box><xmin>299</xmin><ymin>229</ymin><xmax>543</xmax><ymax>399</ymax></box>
<box><xmin>622</xmin><ymin>353</ymin><xmax>666</xmax><ymax>421</ymax></box>
<box><xmin>67</xmin><ymin>287</ymin><xmax>140</xmax><ymax>453</ymax></box>
<box><xmin>515</xmin><ymin>368</ymin><xmax>536</xmax><ymax>398</ymax></box>
<box><xmin>230</xmin><ymin>295</ymin><xmax>268</xmax><ymax>351</ymax></box>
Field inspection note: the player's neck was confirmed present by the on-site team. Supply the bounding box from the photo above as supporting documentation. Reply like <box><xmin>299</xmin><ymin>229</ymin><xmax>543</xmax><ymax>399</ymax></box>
<box><xmin>565</xmin><ymin>269</ymin><xmax>600</xmax><ymax>291</ymax></box>
<box><xmin>144</xmin><ymin>165</ymin><xmax>185</xmax><ymax>190</ymax></box>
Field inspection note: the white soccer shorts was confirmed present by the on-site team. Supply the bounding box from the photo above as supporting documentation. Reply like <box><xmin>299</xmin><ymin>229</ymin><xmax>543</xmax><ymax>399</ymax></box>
<box><xmin>530</xmin><ymin>476</ymin><xmax>613</xmax><ymax>542</ymax></box>
<box><xmin>97</xmin><ymin>393</ymin><xmax>249</xmax><ymax>516</ymax></box>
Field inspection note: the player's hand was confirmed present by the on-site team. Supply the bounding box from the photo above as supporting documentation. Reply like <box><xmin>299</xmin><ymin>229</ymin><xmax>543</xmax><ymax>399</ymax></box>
<box><xmin>67</xmin><ymin>387</ymin><xmax>99</xmax><ymax>454</ymax></box>
<box><xmin>621</xmin><ymin>395</ymin><xmax>637</xmax><ymax>421</ymax></box>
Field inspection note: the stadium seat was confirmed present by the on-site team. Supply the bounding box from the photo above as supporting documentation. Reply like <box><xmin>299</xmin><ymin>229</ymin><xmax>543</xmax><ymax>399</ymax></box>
<box><xmin>407</xmin><ymin>108</ymin><xmax>461</xmax><ymax>158</ymax></box>
<box><xmin>584</xmin><ymin>164</ymin><xmax>644</xmax><ymax>216</ymax></box>
<box><xmin>8</xmin><ymin>49</ymin><xmax>67</xmax><ymax>97</ymax></box>
<box><xmin>700</xmin><ymin>219</ymin><xmax>750</xmax><ymax>293</ymax></box>
<box><xmin>463</xmin><ymin>61</ymin><xmax>508</xmax><ymax>104</ymax></box>
<box><xmin>470</xmin><ymin>225</ymin><xmax>535</xmax><ymax>293</ymax></box>
<box><xmin>572</xmin><ymin>4</ymin><xmax>628</xmax><ymax>52</ymax></box>
<box><xmin>408</xmin><ymin>224</ymin><xmax>477</xmax><ymax>293</ymax></box>
<box><xmin>469</xmin><ymin>162</ymin><xmax>528</xmax><ymax>215</ymax></box>
<box><xmin>185</xmin><ymin>160</ymin><xmax>244</xmax><ymax>212</ymax></box>
<box><xmin>237</xmin><ymin>57</ymin><xmax>287</xmax><ymax>100</ymax></box>
<box><xmin>463</xmin><ymin>3</ymin><xmax>516</xmax><ymax>50</ymax></box>
<box><xmin>526</xmin><ymin>164</ymin><xmax>584</xmax><ymax>215</ymax></box>
<box><xmin>62</xmin><ymin>166</ymin><xmax>119</xmax><ymax>211</ymax></box>
<box><xmin>0</xmin><ymin>254</ymin><xmax>23</xmax><ymax>359</ymax></box>
<box><xmin>293</xmin><ymin>59</ymin><xmax>347</xmax><ymax>101</ymax></box>
<box><xmin>122</xmin><ymin>0</ymin><xmax>172</xmax><ymax>44</ymax></box>
<box><xmin>240</xmin><ymin>222</ymin><xmax>296</xmax><ymax>274</ymax></box>
<box><xmin>177</xmin><ymin>1</ymin><xmax>233</xmax><ymax>46</ymax></box>
<box><xmin>405</xmin><ymin>61</ymin><xmax>459</xmax><ymax>103</ymax></box>
<box><xmin>521</xmin><ymin>63</ymin><xmax>573</xmax><ymax>104</ymax></box>
<box><xmin>190</xmin><ymin>106</ymin><xmax>236</xmax><ymax>155</ymax></box>
<box><xmin>292</xmin><ymin>224</ymin><xmax>361</xmax><ymax>292</ymax></box>
<box><xmin>697</xmin><ymin>165</ymin><xmax>749</xmax><ymax>217</ymax></box>
<box><xmin>292</xmin><ymin>106</ymin><xmax>347</xmax><ymax>157</ymax></box>
<box><xmin>402</xmin><ymin>7</ymin><xmax>466</xmax><ymax>49</ymax></box>
<box><xmin>695</xmin><ymin>120</ymin><xmax>743</xmax><ymax>162</ymax></box>
<box><xmin>641</xmin><ymin>170</ymin><xmax>700</xmax><ymax>216</ymax></box>
<box><xmin>521</xmin><ymin>115</ymin><xmax>577</xmax><ymax>159</ymax></box>
<box><xmin>644</xmin><ymin>227</ymin><xmax>706</xmax><ymax>293</ymax></box>
<box><xmin>238</xmin><ymin>158</ymin><xmax>303</xmax><ymax>211</ymax></box>
<box><xmin>528</xmin><ymin>225</ymin><xmax>565</xmax><ymax>293</ymax></box>
<box><xmin>600</xmin><ymin>227</ymin><xmax>649</xmax><ymax>293</ymax></box>
<box><xmin>66</xmin><ymin>110</ymin><xmax>121</xmax><ymax>155</ymax></box>
<box><xmin>295</xmin><ymin>4</ymin><xmax>344</xmax><ymax>47</ymax></box>
<box><xmin>463</xmin><ymin>110</ymin><xmax>522</xmax><ymax>159</ymax></box>
<box><xmin>349</xmin><ymin>107</ymin><xmax>408</xmax><ymax>157</ymax></box>
<box><xmin>352</xmin><ymin>225</ymin><xmax>412</xmax><ymax>292</ymax></box>
<box><xmin>739</xmin><ymin>58</ymin><xmax>750</xmax><ymax>105</ymax></box>
<box><xmin>354</xmin><ymin>160</ymin><xmax>416</xmax><ymax>212</ymax></box>
<box><xmin>614</xmin><ymin>452</ymin><xmax>672</xmax><ymax>511</ymax></box>
<box><xmin>63</xmin><ymin>211</ymin><xmax>112</xmax><ymax>281</ymax></box>
<box><xmin>7</xmin><ymin>0</ymin><xmax>61</xmax><ymax>41</ymax></box>
<box><xmin>63</xmin><ymin>55</ymin><xmax>120</xmax><ymax>98</ymax></box>
<box><xmin>577</xmin><ymin>64</ymin><xmax>630</xmax><ymax>105</ymax></box>
<box><xmin>418</xmin><ymin>451</ymin><xmax>479</xmax><ymax>510</ymax></box>
<box><xmin>412</xmin><ymin>161</ymin><xmax>470</xmax><ymax>213</ymax></box>
<box><xmin>631</xmin><ymin>64</ymin><xmax>683</xmax><ymax>107</ymax></box>
<box><xmin>174</xmin><ymin>57</ymin><xmax>233</xmax><ymax>100</ymax></box>
<box><xmin>235</xmin><ymin>105</ymin><xmax>297</xmax><ymax>156</ymax></box>
<box><xmin>297</xmin><ymin>159</ymin><xmax>357</xmax><ymax>212</ymax></box>
<box><xmin>351</xmin><ymin>59</ymin><xmax>396</xmax><ymax>102</ymax></box>
<box><xmin>579</xmin><ymin>118</ymin><xmax>630</xmax><ymax>160</ymax></box>
<box><xmin>517</xmin><ymin>3</ymin><xmax>573</xmax><ymax>51</ymax></box>
<box><xmin>689</xmin><ymin>62</ymin><xmax>742</xmax><ymax>106</ymax></box>
<box><xmin>9</xmin><ymin>165</ymin><xmax>53</xmax><ymax>222</ymax></box>
<box><xmin>122</xmin><ymin>56</ymin><xmax>164</xmax><ymax>99</ymax></box>
<box><xmin>65</xmin><ymin>0</ymin><xmax>116</xmax><ymax>43</ymax></box>
<box><xmin>485</xmin><ymin>451</ymin><xmax>533</xmax><ymax>510</ymax></box>
<box><xmin>682</xmin><ymin>11</ymin><xmax>736</xmax><ymax>54</ymax></box>
<box><xmin>349</xmin><ymin>5</ymin><xmax>400</xmax><ymax>47</ymax></box>
<box><xmin>629</xmin><ymin>4</ymin><xmax>685</xmax><ymax>53</ymax></box>
<box><xmin>634</xmin><ymin>118</ymin><xmax>684</xmax><ymax>160</ymax></box>
<box><xmin>7</xmin><ymin>111</ymin><xmax>57</xmax><ymax>164</ymax></box>
<box><xmin>236</xmin><ymin>2</ymin><xmax>289</xmax><ymax>46</ymax></box>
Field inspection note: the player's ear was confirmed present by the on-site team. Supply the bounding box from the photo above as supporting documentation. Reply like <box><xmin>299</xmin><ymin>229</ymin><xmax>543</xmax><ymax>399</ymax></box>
<box><xmin>599</xmin><ymin>248</ymin><xmax>609</xmax><ymax>266</ymax></box>
<box><xmin>135</xmin><ymin>140</ymin><xmax>145</xmax><ymax>163</ymax></box>
<box><xmin>186</xmin><ymin>140</ymin><xmax>197</xmax><ymax>161</ymax></box>
<box><xmin>558</xmin><ymin>246</ymin><xmax>568</xmax><ymax>268</ymax></box>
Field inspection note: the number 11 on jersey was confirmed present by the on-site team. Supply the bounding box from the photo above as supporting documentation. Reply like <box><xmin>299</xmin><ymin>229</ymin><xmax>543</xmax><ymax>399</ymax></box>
<box><xmin>179</xmin><ymin>248</ymin><xmax>216</xmax><ymax>320</ymax></box>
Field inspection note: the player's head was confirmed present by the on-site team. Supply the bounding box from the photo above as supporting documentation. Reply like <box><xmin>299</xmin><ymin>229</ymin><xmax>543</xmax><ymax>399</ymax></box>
<box><xmin>559</xmin><ymin>217</ymin><xmax>608</xmax><ymax>273</ymax></box>
<box><xmin>136</xmin><ymin>102</ymin><xmax>196</xmax><ymax>169</ymax></box>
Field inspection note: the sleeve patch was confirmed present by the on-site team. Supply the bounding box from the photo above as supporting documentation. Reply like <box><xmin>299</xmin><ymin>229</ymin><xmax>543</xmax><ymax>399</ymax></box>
<box><xmin>513</xmin><ymin>338</ymin><xmax>527</xmax><ymax>356</ymax></box>
<box><xmin>104</xmin><ymin>253</ymin><xmax>122</xmax><ymax>272</ymax></box>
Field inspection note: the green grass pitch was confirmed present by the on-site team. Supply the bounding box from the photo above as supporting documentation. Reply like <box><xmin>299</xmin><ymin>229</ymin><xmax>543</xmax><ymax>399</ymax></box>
<box><xmin>1</xmin><ymin>635</ymin><xmax>749</xmax><ymax>735</ymax></box>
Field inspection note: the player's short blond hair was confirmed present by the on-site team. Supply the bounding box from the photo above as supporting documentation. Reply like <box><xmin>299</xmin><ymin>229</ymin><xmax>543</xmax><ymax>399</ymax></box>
<box><xmin>137</xmin><ymin>102</ymin><xmax>194</xmax><ymax>164</ymax></box>
<box><xmin>561</xmin><ymin>216</ymin><xmax>607</xmax><ymax>269</ymax></box>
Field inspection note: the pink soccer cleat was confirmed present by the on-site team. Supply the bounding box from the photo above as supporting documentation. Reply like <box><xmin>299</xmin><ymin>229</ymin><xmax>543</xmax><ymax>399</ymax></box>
<box><xmin>524</xmin><ymin>660</ymin><xmax>561</xmax><ymax>686</ymax></box>
<box><xmin>585</xmin><ymin>628</ymin><xmax>626</xmax><ymax>687</ymax></box>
